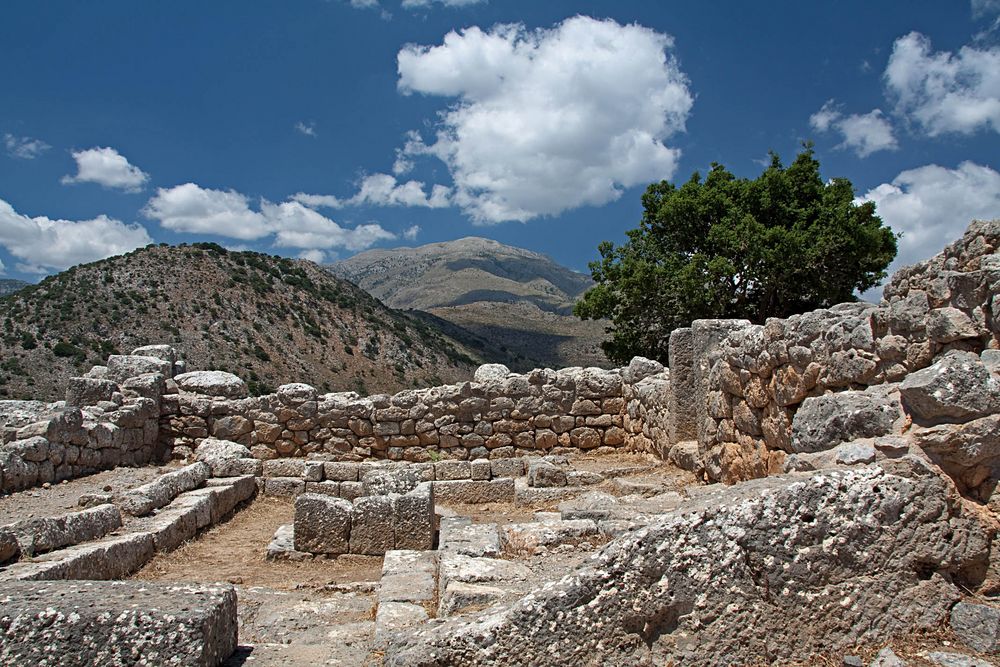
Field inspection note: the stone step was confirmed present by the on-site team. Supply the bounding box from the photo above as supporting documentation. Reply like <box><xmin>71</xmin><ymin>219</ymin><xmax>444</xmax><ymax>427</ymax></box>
<box><xmin>0</xmin><ymin>475</ymin><xmax>256</xmax><ymax>581</ymax></box>
<box><xmin>438</xmin><ymin>517</ymin><xmax>500</xmax><ymax>557</ymax></box>
<box><xmin>374</xmin><ymin>550</ymin><xmax>438</xmax><ymax>648</ymax></box>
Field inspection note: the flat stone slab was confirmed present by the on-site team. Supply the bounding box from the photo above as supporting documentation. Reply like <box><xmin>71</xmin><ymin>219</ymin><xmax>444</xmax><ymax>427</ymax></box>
<box><xmin>500</xmin><ymin>518</ymin><xmax>599</xmax><ymax>552</ymax></box>
<box><xmin>433</xmin><ymin>478</ymin><xmax>515</xmax><ymax>504</ymax></box>
<box><xmin>0</xmin><ymin>580</ymin><xmax>237</xmax><ymax>666</ymax></box>
<box><xmin>438</xmin><ymin>517</ymin><xmax>500</xmax><ymax>557</ymax></box>
<box><xmin>380</xmin><ymin>550</ymin><xmax>438</xmax><ymax>604</ymax></box>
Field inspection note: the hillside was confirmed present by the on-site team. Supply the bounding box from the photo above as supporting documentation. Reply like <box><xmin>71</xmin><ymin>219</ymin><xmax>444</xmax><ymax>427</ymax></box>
<box><xmin>328</xmin><ymin>237</ymin><xmax>609</xmax><ymax>370</ymax></box>
<box><xmin>0</xmin><ymin>279</ymin><xmax>28</xmax><ymax>297</ymax></box>
<box><xmin>0</xmin><ymin>243</ymin><xmax>481</xmax><ymax>401</ymax></box>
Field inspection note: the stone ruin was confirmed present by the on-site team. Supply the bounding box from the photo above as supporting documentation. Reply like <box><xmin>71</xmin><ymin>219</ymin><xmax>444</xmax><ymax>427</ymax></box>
<box><xmin>0</xmin><ymin>219</ymin><xmax>999</xmax><ymax>665</ymax></box>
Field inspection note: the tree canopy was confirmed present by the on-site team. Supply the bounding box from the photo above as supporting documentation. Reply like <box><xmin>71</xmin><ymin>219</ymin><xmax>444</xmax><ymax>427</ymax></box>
<box><xmin>574</xmin><ymin>146</ymin><xmax>898</xmax><ymax>365</ymax></box>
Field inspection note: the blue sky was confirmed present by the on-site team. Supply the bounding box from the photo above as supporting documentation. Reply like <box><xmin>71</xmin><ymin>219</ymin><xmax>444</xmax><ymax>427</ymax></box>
<box><xmin>1</xmin><ymin>1</ymin><xmax>999</xmax><ymax>288</ymax></box>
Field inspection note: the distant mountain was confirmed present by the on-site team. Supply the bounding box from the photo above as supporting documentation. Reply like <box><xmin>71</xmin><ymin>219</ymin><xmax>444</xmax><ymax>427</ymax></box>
<box><xmin>0</xmin><ymin>279</ymin><xmax>28</xmax><ymax>297</ymax></box>
<box><xmin>329</xmin><ymin>237</ymin><xmax>609</xmax><ymax>370</ymax></box>
<box><xmin>0</xmin><ymin>243</ymin><xmax>481</xmax><ymax>401</ymax></box>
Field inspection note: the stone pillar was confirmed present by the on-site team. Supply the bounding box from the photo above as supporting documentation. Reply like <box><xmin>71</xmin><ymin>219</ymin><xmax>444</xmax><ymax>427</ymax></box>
<box><xmin>691</xmin><ymin>319</ymin><xmax>752</xmax><ymax>454</ymax></box>
<box><xmin>667</xmin><ymin>327</ymin><xmax>696</xmax><ymax>444</ymax></box>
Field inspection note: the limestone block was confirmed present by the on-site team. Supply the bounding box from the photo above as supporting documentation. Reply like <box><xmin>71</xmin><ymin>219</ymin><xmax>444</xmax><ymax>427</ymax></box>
<box><xmin>927</xmin><ymin>307</ymin><xmax>980</xmax><ymax>342</ymax></box>
<box><xmin>490</xmin><ymin>458</ymin><xmax>525</xmax><ymax>478</ymax></box>
<box><xmin>324</xmin><ymin>461</ymin><xmax>360</xmax><ymax>481</ymax></box>
<box><xmin>439</xmin><ymin>581</ymin><xmax>507</xmax><ymax>617</ymax></box>
<box><xmin>294</xmin><ymin>493</ymin><xmax>352</xmax><ymax>554</ymax></box>
<box><xmin>475</xmin><ymin>364</ymin><xmax>510</xmax><ymax>383</ymax></box>
<box><xmin>65</xmin><ymin>377</ymin><xmax>119</xmax><ymax>407</ymax></box>
<box><xmin>900</xmin><ymin>351</ymin><xmax>1000</xmax><ymax>424</ymax></box>
<box><xmin>131</xmin><ymin>344</ymin><xmax>178</xmax><ymax>365</ymax></box>
<box><xmin>0</xmin><ymin>580</ymin><xmax>236</xmax><ymax>667</ymax></box>
<box><xmin>433</xmin><ymin>478</ymin><xmax>515</xmax><ymax>504</ymax></box>
<box><xmin>107</xmin><ymin>354</ymin><xmax>172</xmax><ymax>382</ymax></box>
<box><xmin>350</xmin><ymin>495</ymin><xmax>395</xmax><ymax>555</ymax></box>
<box><xmin>470</xmin><ymin>459</ymin><xmax>491</xmax><ymax>480</ymax></box>
<box><xmin>435</xmin><ymin>460</ymin><xmax>472</xmax><ymax>481</ymax></box>
<box><xmin>438</xmin><ymin>517</ymin><xmax>501</xmax><ymax>557</ymax></box>
<box><xmin>392</xmin><ymin>482</ymin><xmax>435</xmax><ymax>551</ymax></box>
<box><xmin>263</xmin><ymin>477</ymin><xmax>305</xmax><ymax>497</ymax></box>
<box><xmin>527</xmin><ymin>460</ymin><xmax>566</xmax><ymax>488</ymax></box>
<box><xmin>210</xmin><ymin>415</ymin><xmax>252</xmax><ymax>440</ymax></box>
<box><xmin>263</xmin><ymin>459</ymin><xmax>306</xmax><ymax>478</ymax></box>
<box><xmin>791</xmin><ymin>385</ymin><xmax>904</xmax><ymax>454</ymax></box>
<box><xmin>173</xmin><ymin>371</ymin><xmax>247</xmax><ymax>398</ymax></box>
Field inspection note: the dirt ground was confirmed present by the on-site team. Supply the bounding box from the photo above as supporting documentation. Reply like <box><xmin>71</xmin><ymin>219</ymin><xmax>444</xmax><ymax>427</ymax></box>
<box><xmin>134</xmin><ymin>496</ymin><xmax>383</xmax><ymax>589</ymax></box>
<box><xmin>0</xmin><ymin>464</ymin><xmax>176</xmax><ymax>524</ymax></box>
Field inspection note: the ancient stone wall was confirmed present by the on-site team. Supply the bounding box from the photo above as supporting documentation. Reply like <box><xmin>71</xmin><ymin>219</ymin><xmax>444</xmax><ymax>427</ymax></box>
<box><xmin>0</xmin><ymin>345</ymin><xmax>176</xmax><ymax>494</ymax></box>
<box><xmin>698</xmin><ymin>219</ymin><xmax>1000</xmax><ymax>483</ymax></box>
<box><xmin>163</xmin><ymin>359</ymin><xmax>672</xmax><ymax>465</ymax></box>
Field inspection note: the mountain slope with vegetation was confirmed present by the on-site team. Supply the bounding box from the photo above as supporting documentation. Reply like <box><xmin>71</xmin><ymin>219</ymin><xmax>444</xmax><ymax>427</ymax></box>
<box><xmin>0</xmin><ymin>279</ymin><xmax>28</xmax><ymax>297</ymax></box>
<box><xmin>0</xmin><ymin>243</ymin><xmax>480</xmax><ymax>401</ymax></box>
<box><xmin>329</xmin><ymin>237</ymin><xmax>609</xmax><ymax>370</ymax></box>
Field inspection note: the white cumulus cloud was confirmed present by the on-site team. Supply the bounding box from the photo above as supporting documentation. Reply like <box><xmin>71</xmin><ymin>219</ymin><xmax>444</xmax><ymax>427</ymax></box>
<box><xmin>884</xmin><ymin>32</ymin><xmax>1000</xmax><ymax>137</ymax></box>
<box><xmin>291</xmin><ymin>174</ymin><xmax>450</xmax><ymax>210</ymax></box>
<box><xmin>144</xmin><ymin>183</ymin><xmax>271</xmax><ymax>240</ymax></box>
<box><xmin>0</xmin><ymin>197</ymin><xmax>153</xmax><ymax>272</ymax></box>
<box><xmin>297</xmin><ymin>249</ymin><xmax>329</xmax><ymax>264</ymax></box>
<box><xmin>395</xmin><ymin>16</ymin><xmax>692</xmax><ymax>223</ymax></box>
<box><xmin>144</xmin><ymin>183</ymin><xmax>396</xmax><ymax>252</ymax></box>
<box><xmin>4</xmin><ymin>133</ymin><xmax>51</xmax><ymax>160</ymax></box>
<box><xmin>402</xmin><ymin>224</ymin><xmax>421</xmax><ymax>241</ymax></box>
<box><xmin>809</xmin><ymin>101</ymin><xmax>898</xmax><ymax>158</ymax></box>
<box><xmin>858</xmin><ymin>161</ymin><xmax>1000</xmax><ymax>275</ymax></box>
<box><xmin>61</xmin><ymin>147</ymin><xmax>150</xmax><ymax>192</ymax></box>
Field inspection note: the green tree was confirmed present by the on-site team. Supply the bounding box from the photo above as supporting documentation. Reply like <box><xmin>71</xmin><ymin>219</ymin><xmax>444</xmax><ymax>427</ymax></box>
<box><xmin>575</xmin><ymin>146</ymin><xmax>897</xmax><ymax>365</ymax></box>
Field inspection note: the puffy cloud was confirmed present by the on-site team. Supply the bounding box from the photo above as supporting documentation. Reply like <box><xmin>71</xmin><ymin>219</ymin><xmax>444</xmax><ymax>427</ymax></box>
<box><xmin>4</xmin><ymin>133</ymin><xmax>51</xmax><ymax>160</ymax></box>
<box><xmin>402</xmin><ymin>0</ymin><xmax>486</xmax><ymax>8</ymax></box>
<box><xmin>809</xmin><ymin>101</ymin><xmax>898</xmax><ymax>158</ymax></box>
<box><xmin>295</xmin><ymin>121</ymin><xmax>317</xmax><ymax>137</ymax></box>
<box><xmin>884</xmin><ymin>32</ymin><xmax>1000</xmax><ymax>136</ymax></box>
<box><xmin>396</xmin><ymin>16</ymin><xmax>692</xmax><ymax>223</ymax></box>
<box><xmin>351</xmin><ymin>174</ymin><xmax>451</xmax><ymax>208</ymax></box>
<box><xmin>402</xmin><ymin>224</ymin><xmax>421</xmax><ymax>241</ymax></box>
<box><xmin>858</xmin><ymin>161</ymin><xmax>1000</xmax><ymax>274</ymax></box>
<box><xmin>297</xmin><ymin>249</ymin><xmax>329</xmax><ymax>264</ymax></box>
<box><xmin>61</xmin><ymin>147</ymin><xmax>150</xmax><ymax>192</ymax></box>
<box><xmin>0</xmin><ymin>197</ymin><xmax>153</xmax><ymax>272</ymax></box>
<box><xmin>291</xmin><ymin>174</ymin><xmax>450</xmax><ymax>210</ymax></box>
<box><xmin>144</xmin><ymin>183</ymin><xmax>396</xmax><ymax>252</ymax></box>
<box><xmin>263</xmin><ymin>200</ymin><xmax>397</xmax><ymax>252</ymax></box>
<box><xmin>144</xmin><ymin>183</ymin><xmax>271</xmax><ymax>240</ymax></box>
<box><xmin>972</xmin><ymin>0</ymin><xmax>1000</xmax><ymax>18</ymax></box>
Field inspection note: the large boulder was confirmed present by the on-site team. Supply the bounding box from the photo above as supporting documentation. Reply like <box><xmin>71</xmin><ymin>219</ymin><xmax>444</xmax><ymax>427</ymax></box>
<box><xmin>173</xmin><ymin>371</ymin><xmax>247</xmax><ymax>399</ymax></box>
<box><xmin>900</xmin><ymin>351</ymin><xmax>1000</xmax><ymax>425</ymax></box>
<box><xmin>106</xmin><ymin>355</ymin><xmax>172</xmax><ymax>382</ymax></box>
<box><xmin>387</xmin><ymin>464</ymin><xmax>989</xmax><ymax>666</ymax></box>
<box><xmin>474</xmin><ymin>364</ymin><xmax>510</xmax><ymax>384</ymax></box>
<box><xmin>791</xmin><ymin>385</ymin><xmax>904</xmax><ymax>453</ymax></box>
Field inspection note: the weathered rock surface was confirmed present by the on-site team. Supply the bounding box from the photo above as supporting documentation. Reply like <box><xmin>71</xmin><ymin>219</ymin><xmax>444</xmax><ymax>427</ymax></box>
<box><xmin>173</xmin><ymin>370</ymin><xmax>247</xmax><ymax>398</ymax></box>
<box><xmin>950</xmin><ymin>601</ymin><xmax>1000</xmax><ymax>654</ymax></box>
<box><xmin>791</xmin><ymin>385</ymin><xmax>904</xmax><ymax>453</ymax></box>
<box><xmin>0</xmin><ymin>580</ymin><xmax>237</xmax><ymax>666</ymax></box>
<box><xmin>387</xmin><ymin>466</ymin><xmax>989</xmax><ymax>666</ymax></box>
<box><xmin>900</xmin><ymin>351</ymin><xmax>1000</xmax><ymax>425</ymax></box>
<box><xmin>294</xmin><ymin>493</ymin><xmax>352</xmax><ymax>554</ymax></box>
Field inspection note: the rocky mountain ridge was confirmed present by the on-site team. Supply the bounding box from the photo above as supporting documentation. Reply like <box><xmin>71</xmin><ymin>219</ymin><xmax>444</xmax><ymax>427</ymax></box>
<box><xmin>0</xmin><ymin>243</ymin><xmax>480</xmax><ymax>401</ymax></box>
<box><xmin>329</xmin><ymin>237</ymin><xmax>609</xmax><ymax>370</ymax></box>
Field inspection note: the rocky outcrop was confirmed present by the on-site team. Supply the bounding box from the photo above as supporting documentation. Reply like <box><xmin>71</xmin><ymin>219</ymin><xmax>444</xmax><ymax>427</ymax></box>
<box><xmin>388</xmin><ymin>464</ymin><xmax>990</xmax><ymax>666</ymax></box>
